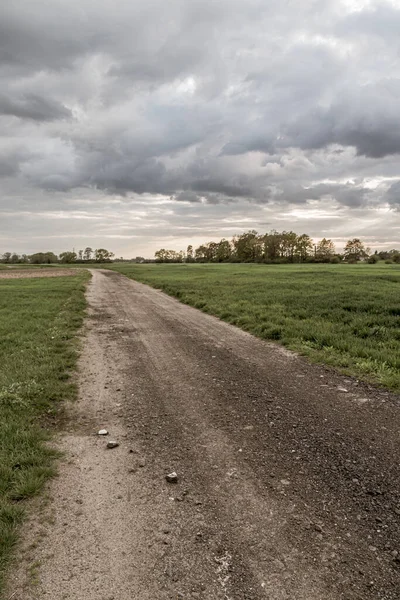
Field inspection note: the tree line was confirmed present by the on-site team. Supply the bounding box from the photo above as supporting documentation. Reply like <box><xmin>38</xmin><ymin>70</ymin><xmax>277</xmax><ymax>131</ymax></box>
<box><xmin>0</xmin><ymin>247</ymin><xmax>115</xmax><ymax>264</ymax></box>
<box><xmin>155</xmin><ymin>231</ymin><xmax>400</xmax><ymax>264</ymax></box>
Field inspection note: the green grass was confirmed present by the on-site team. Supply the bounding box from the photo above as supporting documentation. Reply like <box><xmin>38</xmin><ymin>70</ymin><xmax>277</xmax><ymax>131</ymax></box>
<box><xmin>108</xmin><ymin>263</ymin><xmax>400</xmax><ymax>391</ymax></box>
<box><xmin>0</xmin><ymin>272</ymin><xmax>89</xmax><ymax>594</ymax></box>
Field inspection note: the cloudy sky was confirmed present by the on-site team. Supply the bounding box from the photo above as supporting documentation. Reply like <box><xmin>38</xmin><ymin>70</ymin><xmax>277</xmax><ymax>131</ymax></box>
<box><xmin>1</xmin><ymin>0</ymin><xmax>400</xmax><ymax>257</ymax></box>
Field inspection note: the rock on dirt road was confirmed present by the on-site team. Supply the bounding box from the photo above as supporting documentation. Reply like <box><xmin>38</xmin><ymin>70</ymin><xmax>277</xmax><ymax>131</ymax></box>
<box><xmin>6</xmin><ymin>269</ymin><xmax>400</xmax><ymax>599</ymax></box>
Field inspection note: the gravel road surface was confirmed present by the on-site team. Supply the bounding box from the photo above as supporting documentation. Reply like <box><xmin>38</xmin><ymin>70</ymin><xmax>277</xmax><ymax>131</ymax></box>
<box><xmin>7</xmin><ymin>269</ymin><xmax>400</xmax><ymax>599</ymax></box>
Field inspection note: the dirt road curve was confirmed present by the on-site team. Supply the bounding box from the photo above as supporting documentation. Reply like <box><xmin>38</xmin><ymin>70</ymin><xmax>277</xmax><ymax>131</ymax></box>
<box><xmin>7</xmin><ymin>269</ymin><xmax>400</xmax><ymax>599</ymax></box>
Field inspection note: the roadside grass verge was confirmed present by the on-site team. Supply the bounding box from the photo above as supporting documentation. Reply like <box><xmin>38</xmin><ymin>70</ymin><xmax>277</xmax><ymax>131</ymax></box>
<box><xmin>109</xmin><ymin>263</ymin><xmax>400</xmax><ymax>392</ymax></box>
<box><xmin>0</xmin><ymin>272</ymin><xmax>89</xmax><ymax>595</ymax></box>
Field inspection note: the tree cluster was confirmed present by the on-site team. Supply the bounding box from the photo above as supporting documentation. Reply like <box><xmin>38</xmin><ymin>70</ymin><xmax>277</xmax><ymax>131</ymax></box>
<box><xmin>0</xmin><ymin>247</ymin><xmax>115</xmax><ymax>264</ymax></box>
<box><xmin>155</xmin><ymin>231</ymin><xmax>399</xmax><ymax>264</ymax></box>
<box><xmin>372</xmin><ymin>249</ymin><xmax>400</xmax><ymax>264</ymax></box>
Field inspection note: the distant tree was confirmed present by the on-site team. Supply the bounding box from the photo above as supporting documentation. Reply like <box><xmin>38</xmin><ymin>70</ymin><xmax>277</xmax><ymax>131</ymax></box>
<box><xmin>280</xmin><ymin>231</ymin><xmax>298</xmax><ymax>262</ymax></box>
<box><xmin>10</xmin><ymin>253</ymin><xmax>20</xmax><ymax>264</ymax></box>
<box><xmin>296</xmin><ymin>234</ymin><xmax>314</xmax><ymax>262</ymax></box>
<box><xmin>83</xmin><ymin>247</ymin><xmax>93</xmax><ymax>261</ymax></box>
<box><xmin>263</xmin><ymin>231</ymin><xmax>283</xmax><ymax>261</ymax></box>
<box><xmin>94</xmin><ymin>249</ymin><xmax>114</xmax><ymax>262</ymax></box>
<box><xmin>1</xmin><ymin>252</ymin><xmax>12</xmax><ymax>263</ymax></box>
<box><xmin>59</xmin><ymin>251</ymin><xmax>77</xmax><ymax>263</ymax></box>
<box><xmin>232</xmin><ymin>231</ymin><xmax>263</xmax><ymax>262</ymax></box>
<box><xmin>156</xmin><ymin>232</ymin><xmax>399</xmax><ymax>266</ymax></box>
<box><xmin>194</xmin><ymin>245</ymin><xmax>208</xmax><ymax>262</ymax></box>
<box><xmin>344</xmin><ymin>239</ymin><xmax>369</xmax><ymax>262</ymax></box>
<box><xmin>186</xmin><ymin>245</ymin><xmax>194</xmax><ymax>263</ymax></box>
<box><xmin>170</xmin><ymin>250</ymin><xmax>184</xmax><ymax>262</ymax></box>
<box><xmin>78</xmin><ymin>250</ymin><xmax>83</xmax><ymax>261</ymax></box>
<box><xmin>216</xmin><ymin>239</ymin><xmax>232</xmax><ymax>262</ymax></box>
<box><xmin>29</xmin><ymin>252</ymin><xmax>58</xmax><ymax>264</ymax></box>
<box><xmin>204</xmin><ymin>242</ymin><xmax>219</xmax><ymax>262</ymax></box>
<box><xmin>386</xmin><ymin>249</ymin><xmax>400</xmax><ymax>263</ymax></box>
<box><xmin>155</xmin><ymin>249</ymin><xmax>169</xmax><ymax>262</ymax></box>
<box><xmin>154</xmin><ymin>249</ymin><xmax>183</xmax><ymax>263</ymax></box>
<box><xmin>316</xmin><ymin>238</ymin><xmax>336</xmax><ymax>261</ymax></box>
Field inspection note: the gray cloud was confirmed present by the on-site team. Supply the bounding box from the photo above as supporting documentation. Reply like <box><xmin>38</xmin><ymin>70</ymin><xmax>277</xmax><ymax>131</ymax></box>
<box><xmin>0</xmin><ymin>93</ymin><xmax>71</xmax><ymax>121</ymax></box>
<box><xmin>336</xmin><ymin>3</ymin><xmax>400</xmax><ymax>40</ymax></box>
<box><xmin>282</xmin><ymin>82</ymin><xmax>400</xmax><ymax>158</ymax></box>
<box><xmin>174</xmin><ymin>191</ymin><xmax>201</xmax><ymax>203</ymax></box>
<box><xmin>1</xmin><ymin>0</ymin><xmax>400</xmax><ymax>255</ymax></box>
<box><xmin>385</xmin><ymin>181</ymin><xmax>400</xmax><ymax>209</ymax></box>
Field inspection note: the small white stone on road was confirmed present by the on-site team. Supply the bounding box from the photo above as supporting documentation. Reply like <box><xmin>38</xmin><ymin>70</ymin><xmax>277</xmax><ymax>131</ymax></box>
<box><xmin>337</xmin><ymin>387</ymin><xmax>349</xmax><ymax>393</ymax></box>
<box><xmin>107</xmin><ymin>441</ymin><xmax>119</xmax><ymax>449</ymax></box>
<box><xmin>166</xmin><ymin>472</ymin><xmax>178</xmax><ymax>483</ymax></box>
<box><xmin>98</xmin><ymin>429</ymin><xmax>108</xmax><ymax>436</ymax></box>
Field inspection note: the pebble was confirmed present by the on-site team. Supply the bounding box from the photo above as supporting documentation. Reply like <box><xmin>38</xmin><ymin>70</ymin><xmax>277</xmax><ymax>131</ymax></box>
<box><xmin>337</xmin><ymin>387</ymin><xmax>349</xmax><ymax>393</ymax></box>
<box><xmin>98</xmin><ymin>429</ymin><xmax>108</xmax><ymax>436</ymax></box>
<box><xmin>166</xmin><ymin>472</ymin><xmax>178</xmax><ymax>483</ymax></box>
<box><xmin>107</xmin><ymin>441</ymin><xmax>119</xmax><ymax>449</ymax></box>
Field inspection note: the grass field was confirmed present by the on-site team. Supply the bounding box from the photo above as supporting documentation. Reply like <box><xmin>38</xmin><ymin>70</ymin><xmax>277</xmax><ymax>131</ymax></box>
<box><xmin>0</xmin><ymin>272</ymin><xmax>89</xmax><ymax>594</ymax></box>
<box><xmin>109</xmin><ymin>263</ymin><xmax>400</xmax><ymax>391</ymax></box>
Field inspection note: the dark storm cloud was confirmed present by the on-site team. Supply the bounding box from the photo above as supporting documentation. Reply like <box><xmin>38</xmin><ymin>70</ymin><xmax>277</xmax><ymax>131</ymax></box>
<box><xmin>282</xmin><ymin>82</ymin><xmax>400</xmax><ymax>158</ymax></box>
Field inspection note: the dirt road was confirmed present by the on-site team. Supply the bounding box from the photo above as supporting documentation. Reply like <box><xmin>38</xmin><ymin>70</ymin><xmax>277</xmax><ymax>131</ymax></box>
<box><xmin>7</xmin><ymin>269</ymin><xmax>400</xmax><ymax>599</ymax></box>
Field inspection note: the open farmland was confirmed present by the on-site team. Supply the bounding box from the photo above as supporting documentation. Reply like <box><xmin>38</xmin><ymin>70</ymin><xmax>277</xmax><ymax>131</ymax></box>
<box><xmin>109</xmin><ymin>263</ymin><xmax>400</xmax><ymax>391</ymax></box>
<box><xmin>0</xmin><ymin>270</ymin><xmax>89</xmax><ymax>593</ymax></box>
<box><xmin>4</xmin><ymin>268</ymin><xmax>400</xmax><ymax>599</ymax></box>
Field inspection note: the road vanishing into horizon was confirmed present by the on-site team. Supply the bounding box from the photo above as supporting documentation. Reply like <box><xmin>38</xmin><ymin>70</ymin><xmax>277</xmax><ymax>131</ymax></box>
<box><xmin>7</xmin><ymin>269</ymin><xmax>400</xmax><ymax>599</ymax></box>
